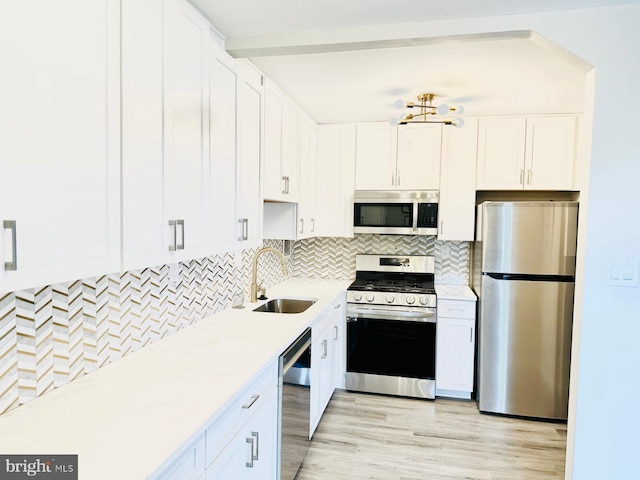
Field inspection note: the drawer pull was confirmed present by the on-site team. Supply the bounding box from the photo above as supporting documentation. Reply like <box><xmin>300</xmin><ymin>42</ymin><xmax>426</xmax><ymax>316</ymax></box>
<box><xmin>246</xmin><ymin>436</ymin><xmax>255</xmax><ymax>468</ymax></box>
<box><xmin>242</xmin><ymin>394</ymin><xmax>259</xmax><ymax>409</ymax></box>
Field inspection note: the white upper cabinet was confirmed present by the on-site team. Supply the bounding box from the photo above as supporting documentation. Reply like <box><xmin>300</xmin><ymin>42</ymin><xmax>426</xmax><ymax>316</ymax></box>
<box><xmin>355</xmin><ymin>123</ymin><xmax>442</xmax><ymax>190</ymax></box>
<box><xmin>316</xmin><ymin>124</ymin><xmax>357</xmax><ymax>238</ymax></box>
<box><xmin>297</xmin><ymin>115</ymin><xmax>318</xmax><ymax>238</ymax></box>
<box><xmin>476</xmin><ymin>115</ymin><xmax>577</xmax><ymax>190</ymax></box>
<box><xmin>396</xmin><ymin>123</ymin><xmax>442</xmax><ymax>190</ymax></box>
<box><xmin>163</xmin><ymin>0</ymin><xmax>210</xmax><ymax>259</ymax></box>
<box><xmin>438</xmin><ymin>118</ymin><xmax>479</xmax><ymax>241</ymax></box>
<box><xmin>525</xmin><ymin>116</ymin><xmax>577</xmax><ymax>190</ymax></box>
<box><xmin>354</xmin><ymin>123</ymin><xmax>397</xmax><ymax>190</ymax></box>
<box><xmin>263</xmin><ymin>81</ymin><xmax>300</xmax><ymax>202</ymax></box>
<box><xmin>0</xmin><ymin>0</ymin><xmax>120</xmax><ymax>293</ymax></box>
<box><xmin>235</xmin><ymin>61</ymin><xmax>264</xmax><ymax>247</ymax></box>
<box><xmin>122</xmin><ymin>0</ymin><xmax>210</xmax><ymax>271</ymax></box>
<box><xmin>209</xmin><ymin>41</ymin><xmax>239</xmax><ymax>250</ymax></box>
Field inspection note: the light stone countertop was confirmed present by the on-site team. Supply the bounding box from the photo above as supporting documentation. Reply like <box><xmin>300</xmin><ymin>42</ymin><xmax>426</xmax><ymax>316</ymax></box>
<box><xmin>435</xmin><ymin>284</ymin><xmax>477</xmax><ymax>301</ymax></box>
<box><xmin>0</xmin><ymin>277</ymin><xmax>351</xmax><ymax>480</ymax></box>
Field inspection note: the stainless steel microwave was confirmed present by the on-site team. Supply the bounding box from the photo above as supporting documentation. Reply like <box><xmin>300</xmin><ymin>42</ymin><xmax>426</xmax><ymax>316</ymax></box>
<box><xmin>353</xmin><ymin>190</ymin><xmax>439</xmax><ymax>235</ymax></box>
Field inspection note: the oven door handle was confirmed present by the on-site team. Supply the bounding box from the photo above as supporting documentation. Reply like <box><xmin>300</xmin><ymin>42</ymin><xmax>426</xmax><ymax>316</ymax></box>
<box><xmin>347</xmin><ymin>307</ymin><xmax>436</xmax><ymax>323</ymax></box>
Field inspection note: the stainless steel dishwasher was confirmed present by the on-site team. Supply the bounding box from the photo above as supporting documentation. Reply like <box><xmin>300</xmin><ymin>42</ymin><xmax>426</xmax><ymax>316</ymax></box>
<box><xmin>278</xmin><ymin>328</ymin><xmax>311</xmax><ymax>480</ymax></box>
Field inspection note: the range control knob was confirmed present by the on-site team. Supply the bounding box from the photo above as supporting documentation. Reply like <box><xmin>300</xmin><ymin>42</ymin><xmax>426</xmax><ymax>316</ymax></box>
<box><xmin>419</xmin><ymin>296</ymin><xmax>429</xmax><ymax>306</ymax></box>
<box><xmin>385</xmin><ymin>294</ymin><xmax>395</xmax><ymax>304</ymax></box>
<box><xmin>405</xmin><ymin>295</ymin><xmax>415</xmax><ymax>305</ymax></box>
<box><xmin>366</xmin><ymin>294</ymin><xmax>375</xmax><ymax>303</ymax></box>
<box><xmin>352</xmin><ymin>293</ymin><xmax>362</xmax><ymax>302</ymax></box>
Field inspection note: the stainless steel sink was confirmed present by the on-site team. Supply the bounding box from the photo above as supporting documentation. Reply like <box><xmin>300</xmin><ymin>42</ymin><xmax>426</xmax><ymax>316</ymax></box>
<box><xmin>253</xmin><ymin>298</ymin><xmax>316</xmax><ymax>314</ymax></box>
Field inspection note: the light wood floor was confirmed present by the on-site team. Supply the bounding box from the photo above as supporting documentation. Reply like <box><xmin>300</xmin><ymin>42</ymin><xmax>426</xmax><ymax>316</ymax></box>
<box><xmin>297</xmin><ymin>390</ymin><xmax>566</xmax><ymax>480</ymax></box>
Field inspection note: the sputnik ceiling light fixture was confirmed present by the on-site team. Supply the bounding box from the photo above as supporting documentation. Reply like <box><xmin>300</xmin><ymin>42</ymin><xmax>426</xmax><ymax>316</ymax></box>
<box><xmin>392</xmin><ymin>93</ymin><xmax>465</xmax><ymax>128</ymax></box>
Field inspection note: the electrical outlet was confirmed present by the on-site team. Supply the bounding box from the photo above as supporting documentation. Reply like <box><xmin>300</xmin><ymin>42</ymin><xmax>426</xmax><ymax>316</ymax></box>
<box><xmin>603</xmin><ymin>256</ymin><xmax>639</xmax><ymax>287</ymax></box>
<box><xmin>169</xmin><ymin>263</ymin><xmax>180</xmax><ymax>287</ymax></box>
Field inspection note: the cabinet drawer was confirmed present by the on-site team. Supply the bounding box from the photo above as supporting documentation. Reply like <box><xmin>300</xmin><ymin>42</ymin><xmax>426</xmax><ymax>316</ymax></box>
<box><xmin>205</xmin><ymin>362</ymin><xmax>277</xmax><ymax>467</ymax></box>
<box><xmin>438</xmin><ymin>300</ymin><xmax>476</xmax><ymax>319</ymax></box>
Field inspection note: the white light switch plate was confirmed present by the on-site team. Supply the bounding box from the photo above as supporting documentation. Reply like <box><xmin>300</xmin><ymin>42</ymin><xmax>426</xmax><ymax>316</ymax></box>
<box><xmin>603</xmin><ymin>256</ymin><xmax>639</xmax><ymax>287</ymax></box>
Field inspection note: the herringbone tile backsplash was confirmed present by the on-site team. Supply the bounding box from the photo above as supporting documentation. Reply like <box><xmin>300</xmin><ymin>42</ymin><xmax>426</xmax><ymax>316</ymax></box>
<box><xmin>293</xmin><ymin>235</ymin><xmax>469</xmax><ymax>285</ymax></box>
<box><xmin>0</xmin><ymin>236</ymin><xmax>468</xmax><ymax>415</ymax></box>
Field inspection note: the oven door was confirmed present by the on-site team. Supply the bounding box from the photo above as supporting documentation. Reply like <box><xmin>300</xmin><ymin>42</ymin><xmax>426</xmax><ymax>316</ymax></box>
<box><xmin>346</xmin><ymin>304</ymin><xmax>436</xmax><ymax>399</ymax></box>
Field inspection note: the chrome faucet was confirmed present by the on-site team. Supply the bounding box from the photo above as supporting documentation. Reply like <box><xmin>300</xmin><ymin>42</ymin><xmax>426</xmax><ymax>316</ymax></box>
<box><xmin>250</xmin><ymin>247</ymin><xmax>288</xmax><ymax>302</ymax></box>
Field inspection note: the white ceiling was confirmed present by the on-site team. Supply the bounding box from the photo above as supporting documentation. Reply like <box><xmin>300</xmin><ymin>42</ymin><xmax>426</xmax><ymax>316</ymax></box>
<box><xmin>189</xmin><ymin>0</ymin><xmax>636</xmax><ymax>123</ymax></box>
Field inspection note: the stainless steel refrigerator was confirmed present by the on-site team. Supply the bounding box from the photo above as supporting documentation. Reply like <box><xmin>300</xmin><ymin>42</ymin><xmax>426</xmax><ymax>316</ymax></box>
<box><xmin>473</xmin><ymin>201</ymin><xmax>578</xmax><ymax>420</ymax></box>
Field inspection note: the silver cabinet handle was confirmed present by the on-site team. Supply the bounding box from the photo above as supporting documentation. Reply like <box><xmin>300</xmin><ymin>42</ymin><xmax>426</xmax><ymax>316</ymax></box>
<box><xmin>397</xmin><ymin>173</ymin><xmax>400</xmax><ymax>186</ymax></box>
<box><xmin>299</xmin><ymin>219</ymin><xmax>304</xmax><ymax>234</ymax></box>
<box><xmin>237</xmin><ymin>218</ymin><xmax>244</xmax><ymax>241</ymax></box>
<box><xmin>391</xmin><ymin>174</ymin><xmax>395</xmax><ymax>186</ymax></box>
<box><xmin>246</xmin><ymin>436</ymin><xmax>255</xmax><ymax>468</ymax></box>
<box><xmin>520</xmin><ymin>169</ymin><xmax>524</xmax><ymax>185</ymax></box>
<box><xmin>439</xmin><ymin>220</ymin><xmax>443</xmax><ymax>236</ymax></box>
<box><xmin>176</xmin><ymin>219</ymin><xmax>185</xmax><ymax>250</ymax></box>
<box><xmin>311</xmin><ymin>218</ymin><xmax>315</xmax><ymax>233</ymax></box>
<box><xmin>470</xmin><ymin>327</ymin><xmax>473</xmax><ymax>343</ymax></box>
<box><xmin>3</xmin><ymin>220</ymin><xmax>17</xmax><ymax>271</ymax></box>
<box><xmin>322</xmin><ymin>339</ymin><xmax>328</xmax><ymax>359</ymax></box>
<box><xmin>252</xmin><ymin>431</ymin><xmax>259</xmax><ymax>461</ymax></box>
<box><xmin>168</xmin><ymin>220</ymin><xmax>177</xmax><ymax>251</ymax></box>
<box><xmin>242</xmin><ymin>394</ymin><xmax>259</xmax><ymax>409</ymax></box>
<box><xmin>237</xmin><ymin>218</ymin><xmax>248</xmax><ymax>241</ymax></box>
<box><xmin>527</xmin><ymin>169</ymin><xmax>532</xmax><ymax>184</ymax></box>
<box><xmin>333</xmin><ymin>325</ymin><xmax>338</xmax><ymax>341</ymax></box>
<box><xmin>286</xmin><ymin>176</ymin><xmax>290</xmax><ymax>194</ymax></box>
<box><xmin>281</xmin><ymin>176</ymin><xmax>287</xmax><ymax>195</ymax></box>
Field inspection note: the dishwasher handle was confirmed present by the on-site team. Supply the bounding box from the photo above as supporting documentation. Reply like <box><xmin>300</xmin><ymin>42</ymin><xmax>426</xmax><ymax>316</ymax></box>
<box><xmin>281</xmin><ymin>328</ymin><xmax>311</xmax><ymax>374</ymax></box>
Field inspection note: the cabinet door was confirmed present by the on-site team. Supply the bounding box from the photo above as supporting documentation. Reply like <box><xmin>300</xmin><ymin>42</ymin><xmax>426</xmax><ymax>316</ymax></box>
<box><xmin>396</xmin><ymin>123</ymin><xmax>442</xmax><ymax>190</ymax></box>
<box><xmin>281</xmin><ymin>99</ymin><xmax>300</xmax><ymax>202</ymax></box>
<box><xmin>206</xmin><ymin>387</ymin><xmax>277</xmax><ymax>480</ymax></box>
<box><xmin>476</xmin><ymin>117</ymin><xmax>526</xmax><ymax>190</ymax></box>
<box><xmin>236</xmin><ymin>62</ymin><xmax>263</xmax><ymax>247</ymax></box>
<box><xmin>310</xmin><ymin>314</ymin><xmax>337</xmax><ymax>436</ymax></box>
<box><xmin>155</xmin><ymin>435</ymin><xmax>206</xmax><ymax>480</ymax></box>
<box><xmin>121</xmin><ymin>0</ymin><xmax>165</xmax><ymax>271</ymax></box>
<box><xmin>263</xmin><ymin>83</ymin><xmax>283</xmax><ymax>201</ymax></box>
<box><xmin>525</xmin><ymin>116</ymin><xmax>576</xmax><ymax>190</ymax></box>
<box><xmin>355</xmin><ymin>123</ymin><xmax>397</xmax><ymax>190</ymax></box>
<box><xmin>330</xmin><ymin>299</ymin><xmax>346</xmax><ymax>390</ymax></box>
<box><xmin>436</xmin><ymin>316</ymin><xmax>475</xmax><ymax>397</ymax></box>
<box><xmin>0</xmin><ymin>0</ymin><xmax>120</xmax><ymax>293</ymax></box>
<box><xmin>164</xmin><ymin>0</ymin><xmax>210</xmax><ymax>260</ymax></box>
<box><xmin>438</xmin><ymin>118</ymin><xmax>478</xmax><ymax>241</ymax></box>
<box><xmin>298</xmin><ymin>117</ymin><xmax>317</xmax><ymax>238</ymax></box>
<box><xmin>316</xmin><ymin>125</ymin><xmax>356</xmax><ymax>237</ymax></box>
<box><xmin>210</xmin><ymin>43</ymin><xmax>238</xmax><ymax>250</ymax></box>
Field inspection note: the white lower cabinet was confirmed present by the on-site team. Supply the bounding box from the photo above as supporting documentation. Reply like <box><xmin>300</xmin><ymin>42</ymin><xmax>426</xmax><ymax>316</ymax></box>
<box><xmin>206</xmin><ymin>387</ymin><xmax>277</xmax><ymax>480</ymax></box>
<box><xmin>149</xmin><ymin>362</ymin><xmax>277</xmax><ymax>480</ymax></box>
<box><xmin>154</xmin><ymin>435</ymin><xmax>206</xmax><ymax>480</ymax></box>
<box><xmin>310</xmin><ymin>296</ymin><xmax>344</xmax><ymax>436</ymax></box>
<box><xmin>436</xmin><ymin>299</ymin><xmax>476</xmax><ymax>399</ymax></box>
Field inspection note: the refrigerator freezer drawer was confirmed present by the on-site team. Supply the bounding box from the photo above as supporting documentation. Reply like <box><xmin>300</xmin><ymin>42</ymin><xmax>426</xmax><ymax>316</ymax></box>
<box><xmin>478</xmin><ymin>274</ymin><xmax>574</xmax><ymax>420</ymax></box>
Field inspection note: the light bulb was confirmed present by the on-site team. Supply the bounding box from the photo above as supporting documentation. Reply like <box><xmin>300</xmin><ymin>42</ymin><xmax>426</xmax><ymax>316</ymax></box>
<box><xmin>390</xmin><ymin>117</ymin><xmax>399</xmax><ymax>126</ymax></box>
<box><xmin>436</xmin><ymin>103</ymin><xmax>450</xmax><ymax>116</ymax></box>
<box><xmin>454</xmin><ymin>105</ymin><xmax>465</xmax><ymax>115</ymax></box>
<box><xmin>394</xmin><ymin>99</ymin><xmax>406</xmax><ymax>109</ymax></box>
<box><xmin>451</xmin><ymin>117</ymin><xmax>465</xmax><ymax>128</ymax></box>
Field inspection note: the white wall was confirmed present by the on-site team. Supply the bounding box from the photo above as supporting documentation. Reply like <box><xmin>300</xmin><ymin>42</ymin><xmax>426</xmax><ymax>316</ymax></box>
<box><xmin>252</xmin><ymin>5</ymin><xmax>640</xmax><ymax>478</ymax></box>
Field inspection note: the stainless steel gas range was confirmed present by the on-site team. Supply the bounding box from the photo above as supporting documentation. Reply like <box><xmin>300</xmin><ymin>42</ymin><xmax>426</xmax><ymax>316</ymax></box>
<box><xmin>345</xmin><ymin>254</ymin><xmax>437</xmax><ymax>400</ymax></box>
